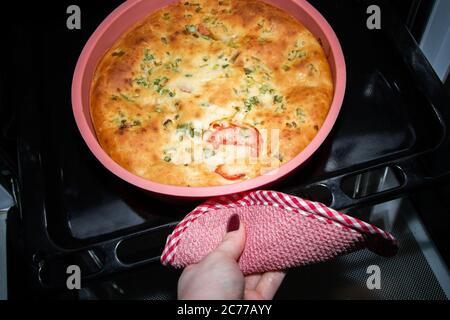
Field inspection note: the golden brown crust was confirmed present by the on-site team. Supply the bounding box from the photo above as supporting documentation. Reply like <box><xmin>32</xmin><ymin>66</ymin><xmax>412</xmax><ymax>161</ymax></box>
<box><xmin>90</xmin><ymin>0</ymin><xmax>334</xmax><ymax>186</ymax></box>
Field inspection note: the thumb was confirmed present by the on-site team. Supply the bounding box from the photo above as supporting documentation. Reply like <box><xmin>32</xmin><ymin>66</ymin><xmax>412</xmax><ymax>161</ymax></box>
<box><xmin>215</xmin><ymin>214</ymin><xmax>246</xmax><ymax>260</ymax></box>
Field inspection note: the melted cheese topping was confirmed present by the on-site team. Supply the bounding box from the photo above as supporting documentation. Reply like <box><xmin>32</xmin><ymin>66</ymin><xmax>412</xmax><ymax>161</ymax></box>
<box><xmin>90</xmin><ymin>0</ymin><xmax>334</xmax><ymax>187</ymax></box>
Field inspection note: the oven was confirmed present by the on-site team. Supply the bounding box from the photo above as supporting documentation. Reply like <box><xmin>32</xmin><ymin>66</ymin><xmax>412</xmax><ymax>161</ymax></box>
<box><xmin>1</xmin><ymin>0</ymin><xmax>449</xmax><ymax>300</ymax></box>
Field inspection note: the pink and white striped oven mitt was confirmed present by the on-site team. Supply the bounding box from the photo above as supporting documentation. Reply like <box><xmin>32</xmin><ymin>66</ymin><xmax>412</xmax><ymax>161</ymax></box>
<box><xmin>161</xmin><ymin>190</ymin><xmax>398</xmax><ymax>275</ymax></box>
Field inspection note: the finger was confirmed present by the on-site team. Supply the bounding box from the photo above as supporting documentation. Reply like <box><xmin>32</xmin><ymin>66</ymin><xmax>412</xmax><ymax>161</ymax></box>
<box><xmin>244</xmin><ymin>289</ymin><xmax>264</xmax><ymax>300</ymax></box>
<box><xmin>214</xmin><ymin>214</ymin><xmax>246</xmax><ymax>260</ymax></box>
<box><xmin>245</xmin><ymin>274</ymin><xmax>262</xmax><ymax>291</ymax></box>
<box><xmin>255</xmin><ymin>271</ymin><xmax>286</xmax><ymax>300</ymax></box>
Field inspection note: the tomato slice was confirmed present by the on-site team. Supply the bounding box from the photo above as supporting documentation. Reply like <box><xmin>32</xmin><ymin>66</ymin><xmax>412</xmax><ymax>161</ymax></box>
<box><xmin>207</xmin><ymin>124</ymin><xmax>261</xmax><ymax>157</ymax></box>
<box><xmin>215</xmin><ymin>164</ymin><xmax>246</xmax><ymax>181</ymax></box>
<box><xmin>197</xmin><ymin>23</ymin><xmax>211</xmax><ymax>36</ymax></box>
<box><xmin>208</xmin><ymin>123</ymin><xmax>261</xmax><ymax>181</ymax></box>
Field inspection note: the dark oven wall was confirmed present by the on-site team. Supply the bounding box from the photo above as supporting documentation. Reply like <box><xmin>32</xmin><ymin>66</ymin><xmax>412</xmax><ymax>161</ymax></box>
<box><xmin>388</xmin><ymin>0</ymin><xmax>435</xmax><ymax>41</ymax></box>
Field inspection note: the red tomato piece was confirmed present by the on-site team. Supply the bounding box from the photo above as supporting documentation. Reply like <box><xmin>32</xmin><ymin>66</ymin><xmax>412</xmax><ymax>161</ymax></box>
<box><xmin>207</xmin><ymin>124</ymin><xmax>261</xmax><ymax>157</ymax></box>
<box><xmin>215</xmin><ymin>164</ymin><xmax>246</xmax><ymax>181</ymax></box>
<box><xmin>197</xmin><ymin>23</ymin><xmax>211</xmax><ymax>36</ymax></box>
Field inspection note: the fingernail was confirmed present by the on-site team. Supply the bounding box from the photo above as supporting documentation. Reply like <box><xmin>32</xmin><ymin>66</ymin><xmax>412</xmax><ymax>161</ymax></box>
<box><xmin>227</xmin><ymin>214</ymin><xmax>240</xmax><ymax>232</ymax></box>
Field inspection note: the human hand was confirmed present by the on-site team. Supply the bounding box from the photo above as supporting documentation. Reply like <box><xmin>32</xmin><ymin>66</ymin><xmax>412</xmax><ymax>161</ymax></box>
<box><xmin>177</xmin><ymin>214</ymin><xmax>286</xmax><ymax>300</ymax></box>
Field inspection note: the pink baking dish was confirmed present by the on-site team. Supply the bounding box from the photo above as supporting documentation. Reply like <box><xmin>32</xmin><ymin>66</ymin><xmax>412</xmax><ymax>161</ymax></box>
<box><xmin>72</xmin><ymin>0</ymin><xmax>346</xmax><ymax>199</ymax></box>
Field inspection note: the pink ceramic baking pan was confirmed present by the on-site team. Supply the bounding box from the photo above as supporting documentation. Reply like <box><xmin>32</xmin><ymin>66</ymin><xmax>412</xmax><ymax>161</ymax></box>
<box><xmin>72</xmin><ymin>0</ymin><xmax>346</xmax><ymax>198</ymax></box>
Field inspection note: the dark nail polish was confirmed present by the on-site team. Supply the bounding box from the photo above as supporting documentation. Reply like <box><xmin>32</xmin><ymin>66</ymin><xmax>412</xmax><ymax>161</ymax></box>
<box><xmin>227</xmin><ymin>214</ymin><xmax>240</xmax><ymax>232</ymax></box>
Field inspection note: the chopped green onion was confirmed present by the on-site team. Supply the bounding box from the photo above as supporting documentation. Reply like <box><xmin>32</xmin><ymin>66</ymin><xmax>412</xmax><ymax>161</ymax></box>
<box><xmin>163</xmin><ymin>119</ymin><xmax>173</xmax><ymax>128</ymax></box>
<box><xmin>143</xmin><ymin>48</ymin><xmax>155</xmax><ymax>62</ymax></box>
<box><xmin>244</xmin><ymin>96</ymin><xmax>259</xmax><ymax>112</ymax></box>
<box><xmin>185</xmin><ymin>24</ymin><xmax>197</xmax><ymax>33</ymax></box>
<box><xmin>244</xmin><ymin>67</ymin><xmax>254</xmax><ymax>75</ymax></box>
<box><xmin>119</xmin><ymin>93</ymin><xmax>136</xmax><ymax>102</ymax></box>
<box><xmin>177</xmin><ymin>123</ymin><xmax>195</xmax><ymax>138</ymax></box>
<box><xmin>134</xmin><ymin>77</ymin><xmax>149</xmax><ymax>88</ymax></box>
<box><xmin>273</xmin><ymin>95</ymin><xmax>283</xmax><ymax>104</ymax></box>
<box><xmin>259</xmin><ymin>84</ymin><xmax>274</xmax><ymax>94</ymax></box>
<box><xmin>288</xmin><ymin>49</ymin><xmax>307</xmax><ymax>61</ymax></box>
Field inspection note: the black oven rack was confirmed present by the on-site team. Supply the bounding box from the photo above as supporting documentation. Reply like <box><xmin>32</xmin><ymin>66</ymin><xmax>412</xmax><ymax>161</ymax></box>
<box><xmin>7</xmin><ymin>0</ymin><xmax>450</xmax><ymax>290</ymax></box>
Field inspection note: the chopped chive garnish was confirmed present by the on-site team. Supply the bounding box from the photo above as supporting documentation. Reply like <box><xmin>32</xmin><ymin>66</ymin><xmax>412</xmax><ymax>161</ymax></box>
<box><xmin>244</xmin><ymin>67</ymin><xmax>253</xmax><ymax>75</ymax></box>
<box><xmin>134</xmin><ymin>77</ymin><xmax>149</xmax><ymax>88</ymax></box>
<box><xmin>273</xmin><ymin>95</ymin><xmax>283</xmax><ymax>104</ymax></box>
<box><xmin>163</xmin><ymin>119</ymin><xmax>173</xmax><ymax>128</ymax></box>
<box><xmin>143</xmin><ymin>48</ymin><xmax>155</xmax><ymax>62</ymax></box>
<box><xmin>244</xmin><ymin>96</ymin><xmax>259</xmax><ymax>112</ymax></box>
<box><xmin>177</xmin><ymin>123</ymin><xmax>195</xmax><ymax>138</ymax></box>
<box><xmin>259</xmin><ymin>84</ymin><xmax>274</xmax><ymax>94</ymax></box>
<box><xmin>308</xmin><ymin>63</ymin><xmax>318</xmax><ymax>73</ymax></box>
<box><xmin>296</xmin><ymin>108</ymin><xmax>306</xmax><ymax>122</ymax></box>
<box><xmin>288</xmin><ymin>49</ymin><xmax>307</xmax><ymax>61</ymax></box>
<box><xmin>185</xmin><ymin>24</ymin><xmax>197</xmax><ymax>33</ymax></box>
<box><xmin>120</xmin><ymin>93</ymin><xmax>135</xmax><ymax>102</ymax></box>
<box><xmin>227</xmin><ymin>40</ymin><xmax>239</xmax><ymax>48</ymax></box>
